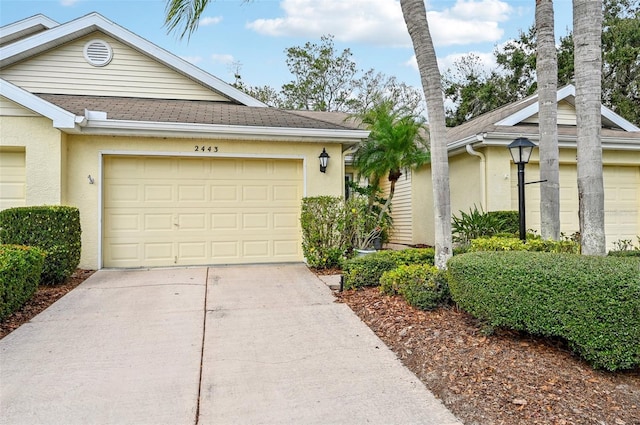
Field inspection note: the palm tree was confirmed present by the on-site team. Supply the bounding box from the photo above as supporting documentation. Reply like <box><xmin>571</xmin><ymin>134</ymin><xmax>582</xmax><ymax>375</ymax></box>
<box><xmin>351</xmin><ymin>100</ymin><xmax>430</xmax><ymax>222</ymax></box>
<box><xmin>536</xmin><ymin>0</ymin><xmax>561</xmax><ymax>240</ymax></box>
<box><xmin>399</xmin><ymin>0</ymin><xmax>452</xmax><ymax>269</ymax></box>
<box><xmin>574</xmin><ymin>0</ymin><xmax>606</xmax><ymax>255</ymax></box>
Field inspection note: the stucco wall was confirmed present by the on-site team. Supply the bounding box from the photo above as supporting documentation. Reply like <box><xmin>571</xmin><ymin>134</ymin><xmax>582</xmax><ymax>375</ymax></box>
<box><xmin>0</xmin><ymin>116</ymin><xmax>65</xmax><ymax>205</ymax></box>
<box><xmin>64</xmin><ymin>135</ymin><xmax>345</xmax><ymax>268</ymax></box>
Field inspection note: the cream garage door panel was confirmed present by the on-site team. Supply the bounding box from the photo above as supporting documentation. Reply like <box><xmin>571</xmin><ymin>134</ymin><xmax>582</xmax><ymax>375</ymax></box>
<box><xmin>513</xmin><ymin>164</ymin><xmax>639</xmax><ymax>248</ymax></box>
<box><xmin>0</xmin><ymin>150</ymin><xmax>26</xmax><ymax>210</ymax></box>
<box><xmin>103</xmin><ymin>156</ymin><xmax>303</xmax><ymax>267</ymax></box>
<box><xmin>604</xmin><ymin>166</ymin><xmax>640</xmax><ymax>245</ymax></box>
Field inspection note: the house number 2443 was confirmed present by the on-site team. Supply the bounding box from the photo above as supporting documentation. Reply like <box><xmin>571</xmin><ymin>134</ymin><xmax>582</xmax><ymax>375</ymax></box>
<box><xmin>194</xmin><ymin>146</ymin><xmax>218</xmax><ymax>153</ymax></box>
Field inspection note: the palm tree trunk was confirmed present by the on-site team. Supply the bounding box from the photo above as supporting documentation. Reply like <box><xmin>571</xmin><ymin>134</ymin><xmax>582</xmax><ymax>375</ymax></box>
<box><xmin>536</xmin><ymin>0</ymin><xmax>561</xmax><ymax>240</ymax></box>
<box><xmin>400</xmin><ymin>0</ymin><xmax>452</xmax><ymax>269</ymax></box>
<box><xmin>574</xmin><ymin>0</ymin><xmax>606</xmax><ymax>255</ymax></box>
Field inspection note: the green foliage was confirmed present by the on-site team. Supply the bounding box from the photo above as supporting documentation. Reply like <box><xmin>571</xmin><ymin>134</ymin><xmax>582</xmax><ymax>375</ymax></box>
<box><xmin>443</xmin><ymin>0</ymin><xmax>640</xmax><ymax>126</ymax></box>
<box><xmin>0</xmin><ymin>206</ymin><xmax>81</xmax><ymax>285</ymax></box>
<box><xmin>609</xmin><ymin>236</ymin><xmax>640</xmax><ymax>257</ymax></box>
<box><xmin>300</xmin><ymin>196</ymin><xmax>351</xmax><ymax>269</ymax></box>
<box><xmin>485</xmin><ymin>211</ymin><xmax>519</xmax><ymax>235</ymax></box>
<box><xmin>351</xmin><ymin>100</ymin><xmax>430</xmax><ymax>229</ymax></box>
<box><xmin>380</xmin><ymin>264</ymin><xmax>449</xmax><ymax>310</ymax></box>
<box><xmin>447</xmin><ymin>252</ymin><xmax>640</xmax><ymax>371</ymax></box>
<box><xmin>452</xmin><ymin>206</ymin><xmax>517</xmax><ymax>244</ymax></box>
<box><xmin>342</xmin><ymin>248</ymin><xmax>435</xmax><ymax>290</ymax></box>
<box><xmin>469</xmin><ymin>235</ymin><xmax>580</xmax><ymax>254</ymax></box>
<box><xmin>0</xmin><ymin>245</ymin><xmax>45</xmax><ymax>320</ymax></box>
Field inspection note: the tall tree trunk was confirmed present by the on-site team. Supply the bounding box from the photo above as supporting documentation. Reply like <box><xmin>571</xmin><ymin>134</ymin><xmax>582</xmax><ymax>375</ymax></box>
<box><xmin>400</xmin><ymin>0</ymin><xmax>452</xmax><ymax>269</ymax></box>
<box><xmin>574</xmin><ymin>0</ymin><xmax>606</xmax><ymax>255</ymax></box>
<box><xmin>536</xmin><ymin>0</ymin><xmax>561</xmax><ymax>240</ymax></box>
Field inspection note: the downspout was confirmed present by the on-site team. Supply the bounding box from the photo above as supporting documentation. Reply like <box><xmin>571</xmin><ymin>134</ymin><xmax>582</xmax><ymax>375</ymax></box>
<box><xmin>466</xmin><ymin>140</ymin><xmax>487</xmax><ymax>210</ymax></box>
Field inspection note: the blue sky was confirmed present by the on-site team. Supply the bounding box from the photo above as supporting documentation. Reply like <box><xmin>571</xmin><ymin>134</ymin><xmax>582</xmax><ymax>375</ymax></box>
<box><xmin>0</xmin><ymin>0</ymin><xmax>574</xmax><ymax>92</ymax></box>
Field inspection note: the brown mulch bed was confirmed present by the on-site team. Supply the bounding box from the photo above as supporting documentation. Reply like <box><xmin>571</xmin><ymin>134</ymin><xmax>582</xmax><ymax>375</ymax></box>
<box><xmin>337</xmin><ymin>287</ymin><xmax>640</xmax><ymax>425</ymax></box>
<box><xmin>0</xmin><ymin>269</ymin><xmax>95</xmax><ymax>340</ymax></box>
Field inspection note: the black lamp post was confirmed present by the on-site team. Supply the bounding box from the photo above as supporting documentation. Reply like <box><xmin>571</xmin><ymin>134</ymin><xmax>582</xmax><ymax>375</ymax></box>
<box><xmin>507</xmin><ymin>137</ymin><xmax>536</xmax><ymax>241</ymax></box>
<box><xmin>319</xmin><ymin>148</ymin><xmax>330</xmax><ymax>173</ymax></box>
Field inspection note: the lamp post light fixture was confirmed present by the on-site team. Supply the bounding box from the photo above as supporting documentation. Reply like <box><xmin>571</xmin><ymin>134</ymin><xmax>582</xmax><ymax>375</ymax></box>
<box><xmin>319</xmin><ymin>148</ymin><xmax>330</xmax><ymax>173</ymax></box>
<box><xmin>507</xmin><ymin>137</ymin><xmax>537</xmax><ymax>241</ymax></box>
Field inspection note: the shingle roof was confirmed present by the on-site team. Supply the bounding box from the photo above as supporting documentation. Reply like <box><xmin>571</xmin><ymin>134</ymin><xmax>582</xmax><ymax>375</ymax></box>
<box><xmin>446</xmin><ymin>96</ymin><xmax>539</xmax><ymax>142</ymax></box>
<box><xmin>36</xmin><ymin>94</ymin><xmax>362</xmax><ymax>131</ymax></box>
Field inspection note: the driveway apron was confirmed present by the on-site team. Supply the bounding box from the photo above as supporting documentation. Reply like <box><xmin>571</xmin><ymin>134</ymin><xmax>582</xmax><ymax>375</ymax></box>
<box><xmin>201</xmin><ymin>264</ymin><xmax>461</xmax><ymax>425</ymax></box>
<box><xmin>1</xmin><ymin>264</ymin><xmax>461</xmax><ymax>425</ymax></box>
<box><xmin>0</xmin><ymin>268</ymin><xmax>206</xmax><ymax>425</ymax></box>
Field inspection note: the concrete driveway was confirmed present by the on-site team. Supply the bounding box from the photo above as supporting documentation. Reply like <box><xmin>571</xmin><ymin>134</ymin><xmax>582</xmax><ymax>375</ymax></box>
<box><xmin>0</xmin><ymin>264</ymin><xmax>461</xmax><ymax>425</ymax></box>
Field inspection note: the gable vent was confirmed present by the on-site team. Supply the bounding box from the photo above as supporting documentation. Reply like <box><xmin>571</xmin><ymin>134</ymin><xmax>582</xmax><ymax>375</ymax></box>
<box><xmin>83</xmin><ymin>39</ymin><xmax>113</xmax><ymax>67</ymax></box>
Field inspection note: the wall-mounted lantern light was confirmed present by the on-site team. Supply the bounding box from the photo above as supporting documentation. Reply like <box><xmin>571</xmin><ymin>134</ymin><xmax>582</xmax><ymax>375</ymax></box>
<box><xmin>507</xmin><ymin>137</ymin><xmax>536</xmax><ymax>241</ymax></box>
<box><xmin>319</xmin><ymin>148</ymin><xmax>330</xmax><ymax>173</ymax></box>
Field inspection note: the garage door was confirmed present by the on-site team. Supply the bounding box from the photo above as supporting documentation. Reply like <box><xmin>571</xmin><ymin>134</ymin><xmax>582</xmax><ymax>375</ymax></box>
<box><xmin>513</xmin><ymin>164</ymin><xmax>640</xmax><ymax>249</ymax></box>
<box><xmin>103</xmin><ymin>156</ymin><xmax>303</xmax><ymax>268</ymax></box>
<box><xmin>0</xmin><ymin>149</ymin><xmax>26</xmax><ymax>210</ymax></box>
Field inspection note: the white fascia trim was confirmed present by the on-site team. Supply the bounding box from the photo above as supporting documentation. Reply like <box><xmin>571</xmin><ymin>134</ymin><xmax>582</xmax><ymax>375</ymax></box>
<box><xmin>469</xmin><ymin>133</ymin><xmax>640</xmax><ymax>151</ymax></box>
<box><xmin>0</xmin><ymin>14</ymin><xmax>59</xmax><ymax>38</ymax></box>
<box><xmin>0</xmin><ymin>13</ymin><xmax>266</xmax><ymax>107</ymax></box>
<box><xmin>81</xmin><ymin>119</ymin><xmax>370</xmax><ymax>141</ymax></box>
<box><xmin>0</xmin><ymin>79</ymin><xmax>77</xmax><ymax>128</ymax></box>
<box><xmin>495</xmin><ymin>85</ymin><xmax>576</xmax><ymax>126</ymax></box>
<box><xmin>601</xmin><ymin>104</ymin><xmax>640</xmax><ymax>132</ymax></box>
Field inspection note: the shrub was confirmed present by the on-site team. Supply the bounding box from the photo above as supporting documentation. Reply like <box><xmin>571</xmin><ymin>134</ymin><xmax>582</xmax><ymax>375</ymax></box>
<box><xmin>609</xmin><ymin>237</ymin><xmax>640</xmax><ymax>257</ymax></box>
<box><xmin>469</xmin><ymin>235</ymin><xmax>579</xmax><ymax>254</ymax></box>
<box><xmin>0</xmin><ymin>245</ymin><xmax>45</xmax><ymax>320</ymax></box>
<box><xmin>447</xmin><ymin>251</ymin><xmax>640</xmax><ymax>371</ymax></box>
<box><xmin>342</xmin><ymin>254</ymin><xmax>397</xmax><ymax>290</ymax></box>
<box><xmin>380</xmin><ymin>264</ymin><xmax>449</xmax><ymax>310</ymax></box>
<box><xmin>485</xmin><ymin>210</ymin><xmax>519</xmax><ymax>234</ymax></box>
<box><xmin>300</xmin><ymin>197</ymin><xmax>351</xmax><ymax>269</ymax></box>
<box><xmin>0</xmin><ymin>206</ymin><xmax>81</xmax><ymax>285</ymax></box>
<box><xmin>342</xmin><ymin>248</ymin><xmax>435</xmax><ymax>290</ymax></box>
<box><xmin>452</xmin><ymin>205</ymin><xmax>505</xmax><ymax>244</ymax></box>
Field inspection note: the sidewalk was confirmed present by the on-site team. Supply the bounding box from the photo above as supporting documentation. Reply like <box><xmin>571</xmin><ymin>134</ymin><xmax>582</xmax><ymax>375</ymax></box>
<box><xmin>0</xmin><ymin>264</ymin><xmax>462</xmax><ymax>425</ymax></box>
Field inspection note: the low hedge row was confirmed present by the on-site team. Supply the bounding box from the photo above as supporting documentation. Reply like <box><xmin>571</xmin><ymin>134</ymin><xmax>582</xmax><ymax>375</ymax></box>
<box><xmin>469</xmin><ymin>236</ymin><xmax>579</xmax><ymax>254</ymax></box>
<box><xmin>0</xmin><ymin>206</ymin><xmax>81</xmax><ymax>285</ymax></box>
<box><xmin>447</xmin><ymin>251</ymin><xmax>640</xmax><ymax>371</ymax></box>
<box><xmin>342</xmin><ymin>248</ymin><xmax>435</xmax><ymax>290</ymax></box>
<box><xmin>0</xmin><ymin>245</ymin><xmax>45</xmax><ymax>320</ymax></box>
<box><xmin>380</xmin><ymin>264</ymin><xmax>449</xmax><ymax>310</ymax></box>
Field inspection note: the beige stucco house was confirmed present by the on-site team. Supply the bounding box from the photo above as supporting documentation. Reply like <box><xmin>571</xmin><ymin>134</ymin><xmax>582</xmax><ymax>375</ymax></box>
<box><xmin>0</xmin><ymin>13</ymin><xmax>368</xmax><ymax>269</ymax></box>
<box><xmin>385</xmin><ymin>85</ymin><xmax>640</xmax><ymax>250</ymax></box>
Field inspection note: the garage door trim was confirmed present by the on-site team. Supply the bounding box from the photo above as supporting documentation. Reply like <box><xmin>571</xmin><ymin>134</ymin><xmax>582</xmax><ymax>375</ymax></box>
<box><xmin>97</xmin><ymin>150</ymin><xmax>307</xmax><ymax>269</ymax></box>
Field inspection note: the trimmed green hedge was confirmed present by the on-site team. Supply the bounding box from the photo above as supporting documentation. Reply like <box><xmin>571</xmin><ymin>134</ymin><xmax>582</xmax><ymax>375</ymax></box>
<box><xmin>380</xmin><ymin>264</ymin><xmax>449</xmax><ymax>310</ymax></box>
<box><xmin>0</xmin><ymin>206</ymin><xmax>81</xmax><ymax>285</ymax></box>
<box><xmin>0</xmin><ymin>245</ymin><xmax>45</xmax><ymax>320</ymax></box>
<box><xmin>447</xmin><ymin>252</ymin><xmax>640</xmax><ymax>371</ymax></box>
<box><xmin>342</xmin><ymin>248</ymin><xmax>435</xmax><ymax>290</ymax></box>
<box><xmin>469</xmin><ymin>236</ymin><xmax>579</xmax><ymax>254</ymax></box>
<box><xmin>608</xmin><ymin>250</ymin><xmax>640</xmax><ymax>258</ymax></box>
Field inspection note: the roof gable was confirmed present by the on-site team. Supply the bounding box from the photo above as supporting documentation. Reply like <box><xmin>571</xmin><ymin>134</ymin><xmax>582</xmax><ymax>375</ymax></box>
<box><xmin>0</xmin><ymin>13</ymin><xmax>266</xmax><ymax>107</ymax></box>
<box><xmin>447</xmin><ymin>84</ymin><xmax>640</xmax><ymax>146</ymax></box>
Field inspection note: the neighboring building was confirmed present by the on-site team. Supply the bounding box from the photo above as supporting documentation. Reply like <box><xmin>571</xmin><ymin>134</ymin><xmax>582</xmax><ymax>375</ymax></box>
<box><xmin>0</xmin><ymin>13</ymin><xmax>368</xmax><ymax>269</ymax></box>
<box><xmin>386</xmin><ymin>85</ymin><xmax>640</xmax><ymax>250</ymax></box>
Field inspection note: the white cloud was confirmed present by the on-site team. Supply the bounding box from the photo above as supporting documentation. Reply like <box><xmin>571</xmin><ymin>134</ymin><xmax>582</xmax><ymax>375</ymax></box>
<box><xmin>60</xmin><ymin>0</ymin><xmax>79</xmax><ymax>5</ymax></box>
<box><xmin>211</xmin><ymin>54</ymin><xmax>235</xmax><ymax>65</ymax></box>
<box><xmin>180</xmin><ymin>56</ymin><xmax>203</xmax><ymax>65</ymax></box>
<box><xmin>200</xmin><ymin>16</ymin><xmax>223</xmax><ymax>26</ymax></box>
<box><xmin>247</xmin><ymin>0</ymin><xmax>512</xmax><ymax>47</ymax></box>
